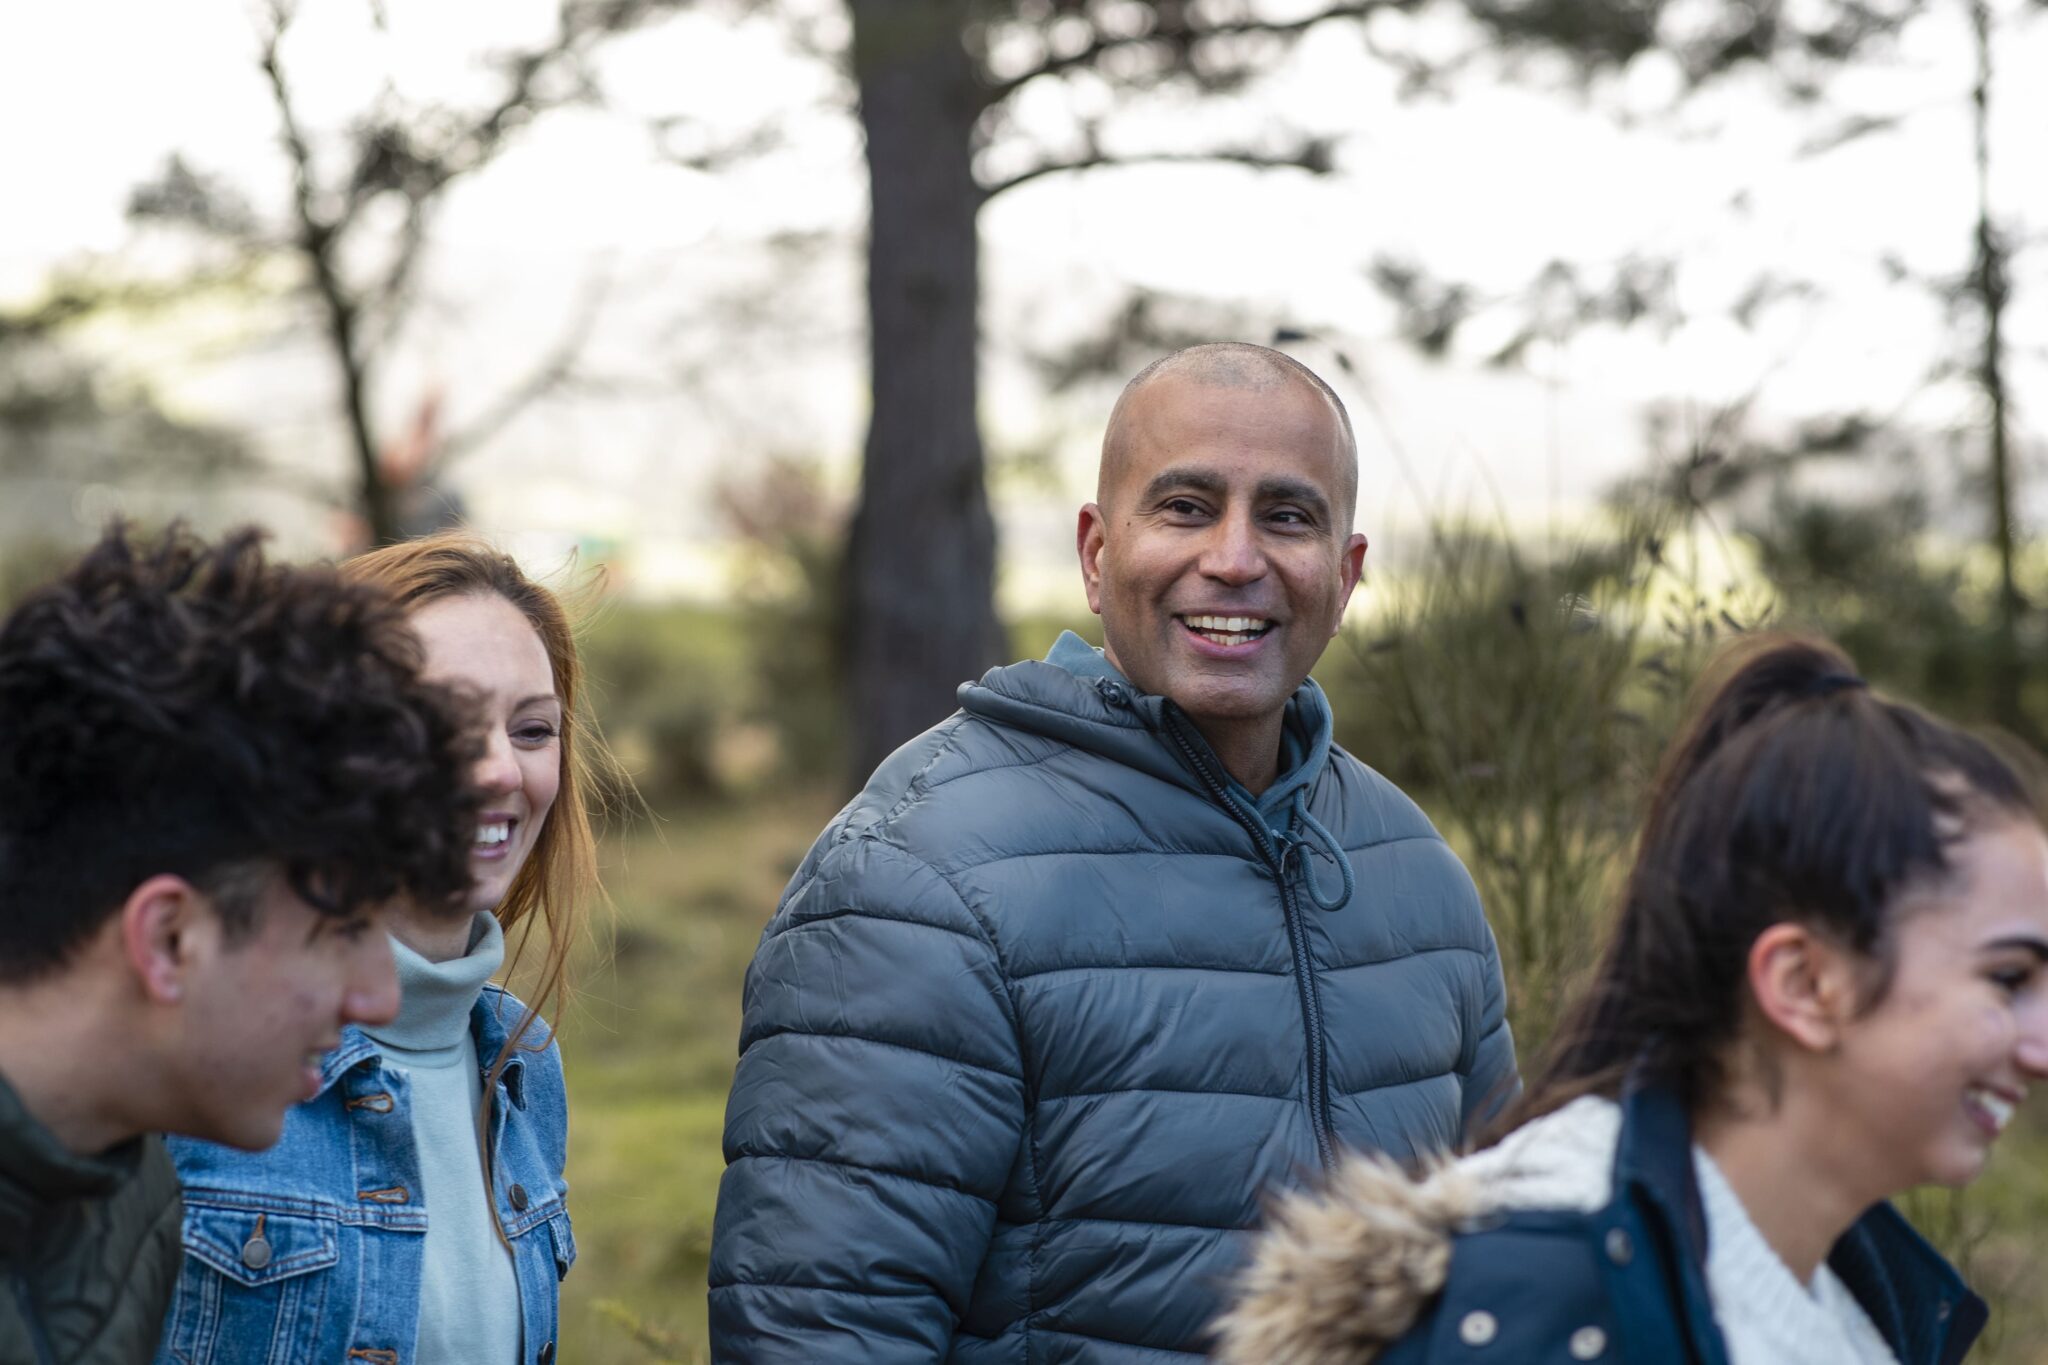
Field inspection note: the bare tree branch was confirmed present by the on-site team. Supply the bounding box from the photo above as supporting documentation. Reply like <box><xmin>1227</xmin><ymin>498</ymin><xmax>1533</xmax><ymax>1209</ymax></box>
<box><xmin>648</xmin><ymin>116</ymin><xmax>787</xmax><ymax>171</ymax></box>
<box><xmin>979</xmin><ymin>138</ymin><xmax>1337</xmax><ymax>204</ymax></box>
<box><xmin>979</xmin><ymin>1</ymin><xmax>1394</xmax><ymax>109</ymax></box>
<box><xmin>362</xmin><ymin>196</ymin><xmax>431</xmax><ymax>350</ymax></box>
<box><xmin>258</xmin><ymin>0</ymin><xmax>393</xmax><ymax>539</ymax></box>
<box><xmin>427</xmin><ymin>265</ymin><xmax>614</xmax><ymax>475</ymax></box>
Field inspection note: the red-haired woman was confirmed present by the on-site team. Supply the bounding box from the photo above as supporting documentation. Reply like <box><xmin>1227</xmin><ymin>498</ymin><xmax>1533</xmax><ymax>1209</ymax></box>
<box><xmin>159</xmin><ymin>533</ymin><xmax>609</xmax><ymax>1365</ymax></box>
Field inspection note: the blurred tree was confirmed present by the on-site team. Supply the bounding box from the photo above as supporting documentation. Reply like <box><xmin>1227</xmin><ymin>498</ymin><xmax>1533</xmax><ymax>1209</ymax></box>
<box><xmin>825</xmin><ymin>0</ymin><xmax>1954</xmax><ymax>783</ymax></box>
<box><xmin>834</xmin><ymin>0</ymin><xmax>1356</xmax><ymax>782</ymax></box>
<box><xmin>1360</xmin><ymin>0</ymin><xmax>2045</xmax><ymax>736</ymax></box>
<box><xmin>1327</xmin><ymin>493</ymin><xmax>1762</xmax><ymax>1051</ymax></box>
<box><xmin>1963</xmin><ymin>0</ymin><xmax>2026</xmax><ymax>737</ymax></box>
<box><xmin>120</xmin><ymin>0</ymin><xmax>691</xmax><ymax>547</ymax></box>
<box><xmin>0</xmin><ymin>287</ymin><xmax>261</xmax><ymax>543</ymax></box>
<box><xmin>1637</xmin><ymin>406</ymin><xmax>2037</xmax><ymax>729</ymax></box>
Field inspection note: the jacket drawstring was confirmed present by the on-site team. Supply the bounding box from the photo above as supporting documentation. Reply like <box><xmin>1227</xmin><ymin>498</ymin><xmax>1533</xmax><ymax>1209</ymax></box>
<box><xmin>1284</xmin><ymin>790</ymin><xmax>1353</xmax><ymax>912</ymax></box>
<box><xmin>1161</xmin><ymin>700</ymin><xmax>1353</xmax><ymax>913</ymax></box>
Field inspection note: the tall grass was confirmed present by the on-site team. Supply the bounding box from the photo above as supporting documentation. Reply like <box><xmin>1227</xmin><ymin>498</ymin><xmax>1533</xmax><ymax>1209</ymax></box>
<box><xmin>1327</xmin><ymin>506</ymin><xmax>1763</xmax><ymax>1050</ymax></box>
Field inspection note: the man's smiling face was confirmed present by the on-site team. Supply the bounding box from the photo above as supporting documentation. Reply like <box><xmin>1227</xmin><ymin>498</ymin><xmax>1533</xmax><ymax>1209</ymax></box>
<box><xmin>1079</xmin><ymin>368</ymin><xmax>1366</xmax><ymax>754</ymax></box>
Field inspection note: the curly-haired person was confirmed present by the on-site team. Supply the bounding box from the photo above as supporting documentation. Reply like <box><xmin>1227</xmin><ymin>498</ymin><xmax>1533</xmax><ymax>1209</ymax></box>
<box><xmin>0</xmin><ymin>524</ymin><xmax>481</xmax><ymax>1365</ymax></box>
<box><xmin>157</xmin><ymin>532</ymin><xmax>617</xmax><ymax>1365</ymax></box>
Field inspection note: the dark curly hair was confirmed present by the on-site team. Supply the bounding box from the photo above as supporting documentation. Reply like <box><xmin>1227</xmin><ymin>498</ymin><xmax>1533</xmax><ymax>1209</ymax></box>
<box><xmin>0</xmin><ymin>523</ymin><xmax>482</xmax><ymax>982</ymax></box>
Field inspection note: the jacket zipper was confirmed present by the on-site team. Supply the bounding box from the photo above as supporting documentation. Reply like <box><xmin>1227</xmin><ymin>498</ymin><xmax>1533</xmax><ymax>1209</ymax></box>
<box><xmin>11</xmin><ymin>1273</ymin><xmax>58</xmax><ymax>1365</ymax></box>
<box><xmin>1162</xmin><ymin>711</ymin><xmax>1337</xmax><ymax>1171</ymax></box>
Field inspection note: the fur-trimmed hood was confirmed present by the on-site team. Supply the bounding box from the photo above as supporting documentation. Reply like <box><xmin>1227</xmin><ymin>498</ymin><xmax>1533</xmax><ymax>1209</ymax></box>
<box><xmin>1211</xmin><ymin>1097</ymin><xmax>1622</xmax><ymax>1364</ymax></box>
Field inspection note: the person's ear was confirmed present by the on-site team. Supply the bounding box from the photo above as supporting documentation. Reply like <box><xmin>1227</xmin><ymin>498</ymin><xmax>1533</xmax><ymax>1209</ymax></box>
<box><xmin>1747</xmin><ymin>922</ymin><xmax>1858</xmax><ymax>1052</ymax></box>
<box><xmin>120</xmin><ymin>875</ymin><xmax>210</xmax><ymax>1006</ymax></box>
<box><xmin>1078</xmin><ymin>503</ymin><xmax>1108</xmax><ymax>616</ymax></box>
<box><xmin>1332</xmin><ymin>532</ymin><xmax>1368</xmax><ymax>634</ymax></box>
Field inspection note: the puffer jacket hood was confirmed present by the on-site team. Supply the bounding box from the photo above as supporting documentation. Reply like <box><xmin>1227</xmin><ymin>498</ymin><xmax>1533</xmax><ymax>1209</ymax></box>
<box><xmin>711</xmin><ymin>646</ymin><xmax>1515</xmax><ymax>1362</ymax></box>
<box><xmin>1213</xmin><ymin>1151</ymin><xmax>1480</xmax><ymax>1365</ymax></box>
<box><xmin>1213</xmin><ymin>1097</ymin><xmax>1618</xmax><ymax>1364</ymax></box>
<box><xmin>1213</xmin><ymin>1087</ymin><xmax>1986</xmax><ymax>1365</ymax></box>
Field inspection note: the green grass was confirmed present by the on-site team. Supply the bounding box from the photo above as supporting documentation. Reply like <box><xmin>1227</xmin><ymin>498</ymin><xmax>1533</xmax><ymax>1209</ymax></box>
<box><xmin>551</xmin><ymin>791</ymin><xmax>2048</xmax><ymax>1364</ymax></box>
<box><xmin>552</xmin><ymin>789</ymin><xmax>839</xmax><ymax>1364</ymax></box>
<box><xmin>1912</xmin><ymin>1120</ymin><xmax>2048</xmax><ymax>1364</ymax></box>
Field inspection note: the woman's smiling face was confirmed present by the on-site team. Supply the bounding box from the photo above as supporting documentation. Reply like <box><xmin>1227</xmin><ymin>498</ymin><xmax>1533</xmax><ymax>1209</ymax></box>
<box><xmin>1825</xmin><ymin>816</ymin><xmax>2048</xmax><ymax>1191</ymax></box>
<box><xmin>409</xmin><ymin>590</ymin><xmax>563</xmax><ymax>921</ymax></box>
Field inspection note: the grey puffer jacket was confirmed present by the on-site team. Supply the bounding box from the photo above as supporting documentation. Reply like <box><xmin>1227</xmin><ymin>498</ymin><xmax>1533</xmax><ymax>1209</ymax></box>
<box><xmin>710</xmin><ymin>641</ymin><xmax>1516</xmax><ymax>1363</ymax></box>
<box><xmin>0</xmin><ymin>1071</ymin><xmax>182</xmax><ymax>1365</ymax></box>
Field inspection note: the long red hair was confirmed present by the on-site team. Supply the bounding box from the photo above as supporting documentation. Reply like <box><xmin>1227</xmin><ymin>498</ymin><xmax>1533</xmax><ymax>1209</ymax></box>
<box><xmin>342</xmin><ymin>532</ymin><xmax>613</xmax><ymax>1232</ymax></box>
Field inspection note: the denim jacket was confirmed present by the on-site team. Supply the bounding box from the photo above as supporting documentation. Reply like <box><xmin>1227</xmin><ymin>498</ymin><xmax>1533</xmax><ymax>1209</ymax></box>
<box><xmin>154</xmin><ymin>985</ymin><xmax>575</xmax><ymax>1365</ymax></box>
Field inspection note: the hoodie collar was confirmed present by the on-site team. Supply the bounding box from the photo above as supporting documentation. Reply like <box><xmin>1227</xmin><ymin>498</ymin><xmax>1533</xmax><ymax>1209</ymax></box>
<box><xmin>1017</xmin><ymin>630</ymin><xmax>1335</xmax><ymax>818</ymax></box>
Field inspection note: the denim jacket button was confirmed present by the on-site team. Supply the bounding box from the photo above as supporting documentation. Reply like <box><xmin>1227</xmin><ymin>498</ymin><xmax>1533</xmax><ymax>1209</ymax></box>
<box><xmin>510</xmin><ymin>1183</ymin><xmax>530</xmax><ymax>1212</ymax></box>
<box><xmin>241</xmin><ymin>1233</ymin><xmax>272</xmax><ymax>1270</ymax></box>
<box><xmin>1604</xmin><ymin>1228</ymin><xmax>1634</xmax><ymax>1266</ymax></box>
<box><xmin>537</xmin><ymin>1342</ymin><xmax>554</xmax><ymax>1365</ymax></box>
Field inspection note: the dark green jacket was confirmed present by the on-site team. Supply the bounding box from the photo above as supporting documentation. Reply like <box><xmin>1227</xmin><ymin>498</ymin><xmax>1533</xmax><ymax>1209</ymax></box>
<box><xmin>0</xmin><ymin>1072</ymin><xmax>182</xmax><ymax>1365</ymax></box>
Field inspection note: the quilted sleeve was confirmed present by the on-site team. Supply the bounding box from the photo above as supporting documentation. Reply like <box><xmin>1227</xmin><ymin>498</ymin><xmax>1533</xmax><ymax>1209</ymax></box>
<box><xmin>1457</xmin><ymin>920</ymin><xmax>1519</xmax><ymax>1138</ymax></box>
<box><xmin>708</xmin><ymin>837</ymin><xmax>1027</xmax><ymax>1363</ymax></box>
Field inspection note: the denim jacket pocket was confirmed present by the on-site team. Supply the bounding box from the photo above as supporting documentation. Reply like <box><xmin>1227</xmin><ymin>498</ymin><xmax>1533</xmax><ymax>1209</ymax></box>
<box><xmin>161</xmin><ymin>1206</ymin><xmax>341</xmax><ymax>1365</ymax></box>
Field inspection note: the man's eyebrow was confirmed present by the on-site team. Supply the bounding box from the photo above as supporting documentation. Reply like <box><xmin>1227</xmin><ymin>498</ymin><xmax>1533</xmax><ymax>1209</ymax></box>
<box><xmin>1139</xmin><ymin>466</ymin><xmax>1229</xmax><ymax>502</ymax></box>
<box><xmin>1981</xmin><ymin>935</ymin><xmax>2048</xmax><ymax>962</ymax></box>
<box><xmin>1257</xmin><ymin>477</ymin><xmax>1331</xmax><ymax>517</ymax></box>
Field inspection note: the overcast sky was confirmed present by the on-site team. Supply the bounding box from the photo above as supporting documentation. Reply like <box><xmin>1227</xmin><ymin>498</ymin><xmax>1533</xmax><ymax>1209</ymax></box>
<box><xmin>4</xmin><ymin>1</ymin><xmax>2044</xmax><ymax>607</ymax></box>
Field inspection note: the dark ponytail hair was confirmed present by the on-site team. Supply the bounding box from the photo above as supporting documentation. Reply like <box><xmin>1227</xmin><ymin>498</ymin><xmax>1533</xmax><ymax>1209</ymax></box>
<box><xmin>1512</xmin><ymin>634</ymin><xmax>2035</xmax><ymax>1125</ymax></box>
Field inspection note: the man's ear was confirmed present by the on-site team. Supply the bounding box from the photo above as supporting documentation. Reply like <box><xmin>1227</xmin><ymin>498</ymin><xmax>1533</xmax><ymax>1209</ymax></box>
<box><xmin>120</xmin><ymin>875</ymin><xmax>211</xmax><ymax>1006</ymax></box>
<box><xmin>1077</xmin><ymin>503</ymin><xmax>1108</xmax><ymax>616</ymax></box>
<box><xmin>1332</xmin><ymin>532</ymin><xmax>1369</xmax><ymax>635</ymax></box>
<box><xmin>1747</xmin><ymin>922</ymin><xmax>1858</xmax><ymax>1052</ymax></box>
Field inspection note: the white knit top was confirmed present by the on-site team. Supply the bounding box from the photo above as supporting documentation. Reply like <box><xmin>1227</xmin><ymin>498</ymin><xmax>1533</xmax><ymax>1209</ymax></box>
<box><xmin>1462</xmin><ymin>1097</ymin><xmax>1899</xmax><ymax>1365</ymax></box>
<box><xmin>1694</xmin><ymin>1148</ymin><xmax>1898</xmax><ymax>1365</ymax></box>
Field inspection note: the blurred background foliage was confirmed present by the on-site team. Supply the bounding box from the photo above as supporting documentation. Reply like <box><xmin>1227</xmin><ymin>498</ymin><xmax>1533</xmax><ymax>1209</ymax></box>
<box><xmin>11</xmin><ymin>388</ymin><xmax>2048</xmax><ymax>1365</ymax></box>
<box><xmin>9</xmin><ymin>0</ymin><xmax>2048</xmax><ymax>1358</ymax></box>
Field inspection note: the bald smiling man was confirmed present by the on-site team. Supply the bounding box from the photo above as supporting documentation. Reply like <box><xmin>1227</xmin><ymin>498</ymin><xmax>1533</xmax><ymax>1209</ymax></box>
<box><xmin>710</xmin><ymin>344</ymin><xmax>1516</xmax><ymax>1363</ymax></box>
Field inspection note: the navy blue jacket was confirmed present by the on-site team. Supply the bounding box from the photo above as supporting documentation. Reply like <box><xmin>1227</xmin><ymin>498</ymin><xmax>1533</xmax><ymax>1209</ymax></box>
<box><xmin>709</xmin><ymin>641</ymin><xmax>1515</xmax><ymax>1361</ymax></box>
<box><xmin>1219</xmin><ymin>1081</ymin><xmax>1986</xmax><ymax>1365</ymax></box>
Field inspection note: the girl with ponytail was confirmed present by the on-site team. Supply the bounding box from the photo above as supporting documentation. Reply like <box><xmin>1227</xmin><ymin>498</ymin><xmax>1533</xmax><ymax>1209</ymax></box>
<box><xmin>1217</xmin><ymin>635</ymin><xmax>2048</xmax><ymax>1365</ymax></box>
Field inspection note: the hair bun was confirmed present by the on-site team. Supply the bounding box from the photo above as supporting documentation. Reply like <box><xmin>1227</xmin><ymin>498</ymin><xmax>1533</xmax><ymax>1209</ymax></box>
<box><xmin>1801</xmin><ymin>672</ymin><xmax>1868</xmax><ymax>699</ymax></box>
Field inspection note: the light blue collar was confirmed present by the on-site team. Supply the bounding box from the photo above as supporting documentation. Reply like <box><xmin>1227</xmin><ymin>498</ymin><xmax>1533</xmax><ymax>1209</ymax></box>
<box><xmin>362</xmin><ymin>913</ymin><xmax>504</xmax><ymax>1055</ymax></box>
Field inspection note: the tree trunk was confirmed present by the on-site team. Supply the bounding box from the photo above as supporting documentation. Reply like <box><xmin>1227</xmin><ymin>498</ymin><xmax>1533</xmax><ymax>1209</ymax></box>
<box><xmin>309</xmin><ymin>259</ymin><xmax>397</xmax><ymax>546</ymax></box>
<box><xmin>1970</xmin><ymin>0</ymin><xmax>2027</xmax><ymax>738</ymax></box>
<box><xmin>842</xmin><ymin>0</ymin><xmax>1004</xmax><ymax>786</ymax></box>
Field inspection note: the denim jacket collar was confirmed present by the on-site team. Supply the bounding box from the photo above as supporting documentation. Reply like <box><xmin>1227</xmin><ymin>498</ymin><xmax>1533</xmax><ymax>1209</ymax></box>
<box><xmin>316</xmin><ymin>985</ymin><xmax>533</xmax><ymax>1110</ymax></box>
<box><xmin>1612</xmin><ymin>1079</ymin><xmax>1985</xmax><ymax>1365</ymax></box>
<box><xmin>315</xmin><ymin>1031</ymin><xmax>382</xmax><ymax>1096</ymax></box>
